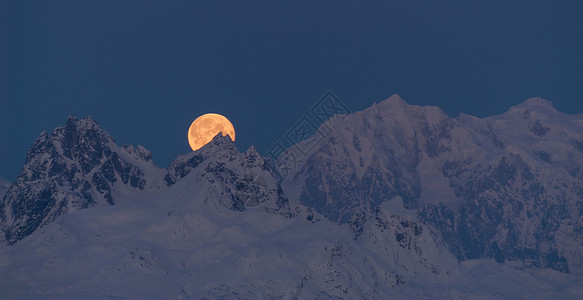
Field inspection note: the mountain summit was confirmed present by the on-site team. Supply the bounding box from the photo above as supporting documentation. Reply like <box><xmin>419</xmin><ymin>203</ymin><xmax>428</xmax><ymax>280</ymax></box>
<box><xmin>164</xmin><ymin>133</ymin><xmax>293</xmax><ymax>214</ymax></box>
<box><xmin>0</xmin><ymin>116</ymin><xmax>162</xmax><ymax>245</ymax></box>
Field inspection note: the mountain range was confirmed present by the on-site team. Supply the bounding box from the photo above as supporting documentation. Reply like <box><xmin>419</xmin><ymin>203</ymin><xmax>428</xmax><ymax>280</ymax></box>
<box><xmin>1</xmin><ymin>96</ymin><xmax>582</xmax><ymax>299</ymax></box>
<box><xmin>279</xmin><ymin>95</ymin><xmax>583</xmax><ymax>275</ymax></box>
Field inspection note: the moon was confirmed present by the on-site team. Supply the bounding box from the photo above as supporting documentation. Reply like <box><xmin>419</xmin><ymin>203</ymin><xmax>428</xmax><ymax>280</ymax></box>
<box><xmin>188</xmin><ymin>113</ymin><xmax>236</xmax><ymax>151</ymax></box>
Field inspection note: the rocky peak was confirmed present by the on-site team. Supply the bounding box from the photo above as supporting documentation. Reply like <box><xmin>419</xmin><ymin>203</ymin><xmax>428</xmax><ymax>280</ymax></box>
<box><xmin>244</xmin><ymin>145</ymin><xmax>272</xmax><ymax>172</ymax></box>
<box><xmin>245</xmin><ymin>145</ymin><xmax>259</xmax><ymax>159</ymax></box>
<box><xmin>164</xmin><ymin>133</ymin><xmax>238</xmax><ymax>187</ymax></box>
<box><xmin>192</xmin><ymin>133</ymin><xmax>238</xmax><ymax>164</ymax></box>
<box><xmin>205</xmin><ymin>133</ymin><xmax>237</xmax><ymax>154</ymax></box>
<box><xmin>0</xmin><ymin>116</ymin><xmax>160</xmax><ymax>245</ymax></box>
<box><xmin>164</xmin><ymin>133</ymin><xmax>290</xmax><ymax>215</ymax></box>
<box><xmin>122</xmin><ymin>144</ymin><xmax>153</xmax><ymax>163</ymax></box>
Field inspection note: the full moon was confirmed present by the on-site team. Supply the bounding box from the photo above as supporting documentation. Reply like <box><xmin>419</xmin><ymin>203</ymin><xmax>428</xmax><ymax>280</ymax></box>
<box><xmin>188</xmin><ymin>113</ymin><xmax>236</xmax><ymax>151</ymax></box>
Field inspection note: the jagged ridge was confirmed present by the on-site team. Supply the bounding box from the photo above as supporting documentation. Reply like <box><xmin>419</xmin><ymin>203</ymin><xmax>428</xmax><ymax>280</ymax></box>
<box><xmin>0</xmin><ymin>116</ymin><xmax>161</xmax><ymax>245</ymax></box>
<box><xmin>278</xmin><ymin>95</ymin><xmax>583</xmax><ymax>274</ymax></box>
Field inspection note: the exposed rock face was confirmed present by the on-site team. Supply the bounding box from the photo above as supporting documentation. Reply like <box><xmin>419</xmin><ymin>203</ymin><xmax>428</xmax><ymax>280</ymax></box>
<box><xmin>279</xmin><ymin>95</ymin><xmax>583</xmax><ymax>274</ymax></box>
<box><xmin>165</xmin><ymin>134</ymin><xmax>293</xmax><ymax>215</ymax></box>
<box><xmin>0</xmin><ymin>118</ymin><xmax>294</xmax><ymax>246</ymax></box>
<box><xmin>0</xmin><ymin>116</ymin><xmax>161</xmax><ymax>245</ymax></box>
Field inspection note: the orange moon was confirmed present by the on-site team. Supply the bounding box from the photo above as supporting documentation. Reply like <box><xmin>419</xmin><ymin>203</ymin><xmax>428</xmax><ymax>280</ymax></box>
<box><xmin>188</xmin><ymin>113</ymin><xmax>236</xmax><ymax>151</ymax></box>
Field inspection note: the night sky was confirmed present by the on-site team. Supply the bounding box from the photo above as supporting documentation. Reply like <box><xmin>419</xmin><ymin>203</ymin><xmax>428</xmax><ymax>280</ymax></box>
<box><xmin>1</xmin><ymin>1</ymin><xmax>582</xmax><ymax>181</ymax></box>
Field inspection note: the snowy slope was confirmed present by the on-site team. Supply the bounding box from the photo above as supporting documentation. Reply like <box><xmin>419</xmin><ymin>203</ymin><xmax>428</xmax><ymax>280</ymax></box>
<box><xmin>1</xmin><ymin>140</ymin><xmax>581</xmax><ymax>299</ymax></box>
<box><xmin>278</xmin><ymin>95</ymin><xmax>583</xmax><ymax>274</ymax></box>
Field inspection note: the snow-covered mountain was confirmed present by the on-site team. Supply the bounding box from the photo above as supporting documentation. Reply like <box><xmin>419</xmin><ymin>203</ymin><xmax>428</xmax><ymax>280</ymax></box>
<box><xmin>1</xmin><ymin>122</ymin><xmax>581</xmax><ymax>299</ymax></box>
<box><xmin>163</xmin><ymin>134</ymin><xmax>295</xmax><ymax>216</ymax></box>
<box><xmin>0</xmin><ymin>116</ymin><xmax>164</xmax><ymax>245</ymax></box>
<box><xmin>278</xmin><ymin>95</ymin><xmax>583</xmax><ymax>275</ymax></box>
<box><xmin>1</xmin><ymin>99</ymin><xmax>583</xmax><ymax>298</ymax></box>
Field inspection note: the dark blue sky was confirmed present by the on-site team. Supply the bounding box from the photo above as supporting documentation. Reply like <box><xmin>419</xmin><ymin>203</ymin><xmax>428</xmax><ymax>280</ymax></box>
<box><xmin>1</xmin><ymin>0</ymin><xmax>582</xmax><ymax>181</ymax></box>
